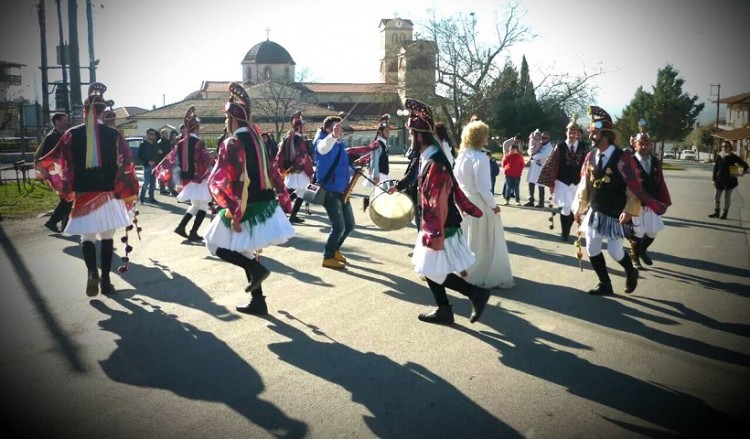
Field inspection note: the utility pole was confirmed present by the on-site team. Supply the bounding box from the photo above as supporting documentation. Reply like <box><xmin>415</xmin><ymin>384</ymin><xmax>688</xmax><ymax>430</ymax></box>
<box><xmin>55</xmin><ymin>0</ymin><xmax>70</xmax><ymax>115</ymax></box>
<box><xmin>36</xmin><ymin>1</ymin><xmax>50</xmax><ymax>127</ymax></box>
<box><xmin>68</xmin><ymin>0</ymin><xmax>82</xmax><ymax>121</ymax></box>
<box><xmin>86</xmin><ymin>0</ymin><xmax>96</xmax><ymax>83</ymax></box>
<box><xmin>710</xmin><ymin>84</ymin><xmax>721</xmax><ymax>161</ymax></box>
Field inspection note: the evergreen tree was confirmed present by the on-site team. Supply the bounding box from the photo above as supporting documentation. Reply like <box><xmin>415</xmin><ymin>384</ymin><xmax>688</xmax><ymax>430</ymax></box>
<box><xmin>649</xmin><ymin>64</ymin><xmax>704</xmax><ymax>157</ymax></box>
<box><xmin>616</xmin><ymin>86</ymin><xmax>654</xmax><ymax>145</ymax></box>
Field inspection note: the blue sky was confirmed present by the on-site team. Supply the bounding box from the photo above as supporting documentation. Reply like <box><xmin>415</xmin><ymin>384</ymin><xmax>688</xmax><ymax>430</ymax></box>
<box><xmin>1</xmin><ymin>0</ymin><xmax>748</xmax><ymax>121</ymax></box>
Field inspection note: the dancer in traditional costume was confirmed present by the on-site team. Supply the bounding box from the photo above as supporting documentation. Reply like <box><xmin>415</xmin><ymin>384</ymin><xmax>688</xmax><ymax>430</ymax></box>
<box><xmin>203</xmin><ymin>83</ymin><xmax>294</xmax><ymax>315</ymax></box>
<box><xmin>538</xmin><ymin>115</ymin><xmax>588</xmax><ymax>241</ymax></box>
<box><xmin>361</xmin><ymin>114</ymin><xmax>391</xmax><ymax>212</ymax></box>
<box><xmin>276</xmin><ymin>111</ymin><xmax>313</xmax><ymax>224</ymax></box>
<box><xmin>573</xmin><ymin>106</ymin><xmax>666</xmax><ymax>295</ymax></box>
<box><xmin>36</xmin><ymin>82</ymin><xmax>139</xmax><ymax>296</ymax></box>
<box><xmin>628</xmin><ymin>123</ymin><xmax>671</xmax><ymax>268</ymax></box>
<box><xmin>154</xmin><ymin>106</ymin><xmax>212</xmax><ymax>241</ymax></box>
<box><xmin>395</xmin><ymin>98</ymin><xmax>490</xmax><ymax>325</ymax></box>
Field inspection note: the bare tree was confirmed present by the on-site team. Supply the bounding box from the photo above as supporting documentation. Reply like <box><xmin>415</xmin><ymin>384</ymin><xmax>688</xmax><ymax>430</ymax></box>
<box><xmin>424</xmin><ymin>1</ymin><xmax>532</xmax><ymax>142</ymax></box>
<box><xmin>533</xmin><ymin>63</ymin><xmax>607</xmax><ymax>117</ymax></box>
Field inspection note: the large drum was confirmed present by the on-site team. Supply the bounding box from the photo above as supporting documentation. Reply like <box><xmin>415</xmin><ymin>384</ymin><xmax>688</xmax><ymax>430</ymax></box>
<box><xmin>368</xmin><ymin>179</ymin><xmax>415</xmax><ymax>231</ymax></box>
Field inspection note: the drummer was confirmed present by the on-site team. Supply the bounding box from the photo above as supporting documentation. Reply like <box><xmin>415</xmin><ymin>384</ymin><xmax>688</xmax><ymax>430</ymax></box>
<box><xmin>361</xmin><ymin>114</ymin><xmax>391</xmax><ymax>212</ymax></box>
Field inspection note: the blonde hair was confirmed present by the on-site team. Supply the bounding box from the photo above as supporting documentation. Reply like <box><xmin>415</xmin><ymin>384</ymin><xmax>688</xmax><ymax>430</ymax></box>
<box><xmin>460</xmin><ymin>120</ymin><xmax>490</xmax><ymax>151</ymax></box>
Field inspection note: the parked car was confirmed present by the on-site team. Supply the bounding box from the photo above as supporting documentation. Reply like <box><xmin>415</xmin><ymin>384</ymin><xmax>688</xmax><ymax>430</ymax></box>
<box><xmin>663</xmin><ymin>151</ymin><xmax>676</xmax><ymax>159</ymax></box>
<box><xmin>681</xmin><ymin>150</ymin><xmax>697</xmax><ymax>161</ymax></box>
<box><xmin>126</xmin><ymin>137</ymin><xmax>143</xmax><ymax>165</ymax></box>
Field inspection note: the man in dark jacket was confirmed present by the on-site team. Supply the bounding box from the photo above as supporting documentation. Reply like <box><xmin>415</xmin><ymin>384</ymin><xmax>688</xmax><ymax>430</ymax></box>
<box><xmin>709</xmin><ymin>140</ymin><xmax>749</xmax><ymax>219</ymax></box>
<box><xmin>138</xmin><ymin>128</ymin><xmax>160</xmax><ymax>203</ymax></box>
<box><xmin>38</xmin><ymin>113</ymin><xmax>72</xmax><ymax>232</ymax></box>
<box><xmin>156</xmin><ymin>128</ymin><xmax>176</xmax><ymax>194</ymax></box>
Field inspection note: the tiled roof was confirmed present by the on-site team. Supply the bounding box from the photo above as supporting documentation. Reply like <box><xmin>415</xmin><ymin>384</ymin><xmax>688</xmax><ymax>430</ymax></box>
<box><xmin>114</xmin><ymin>106</ymin><xmax>148</xmax><ymax>119</ymax></box>
<box><xmin>379</xmin><ymin>18</ymin><xmax>414</xmax><ymax>27</ymax></box>
<box><xmin>200</xmin><ymin>81</ymin><xmax>234</xmax><ymax>92</ymax></box>
<box><xmin>131</xmin><ymin>98</ymin><xmax>342</xmax><ymax>121</ymax></box>
<box><xmin>712</xmin><ymin>127</ymin><xmax>750</xmax><ymax>141</ymax></box>
<box><xmin>0</xmin><ymin>60</ymin><xmax>25</xmax><ymax>67</ymax></box>
<box><xmin>299</xmin><ymin>83</ymin><xmax>398</xmax><ymax>94</ymax></box>
<box><xmin>242</xmin><ymin>40</ymin><xmax>295</xmax><ymax>65</ymax></box>
<box><xmin>719</xmin><ymin>92</ymin><xmax>750</xmax><ymax>105</ymax></box>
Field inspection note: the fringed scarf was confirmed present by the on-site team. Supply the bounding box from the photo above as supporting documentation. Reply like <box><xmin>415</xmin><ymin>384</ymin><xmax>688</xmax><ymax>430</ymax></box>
<box><xmin>84</xmin><ymin>106</ymin><xmax>102</xmax><ymax>169</ymax></box>
<box><xmin>181</xmin><ymin>136</ymin><xmax>190</xmax><ymax>172</ymax></box>
<box><xmin>251</xmin><ymin>124</ymin><xmax>272</xmax><ymax>189</ymax></box>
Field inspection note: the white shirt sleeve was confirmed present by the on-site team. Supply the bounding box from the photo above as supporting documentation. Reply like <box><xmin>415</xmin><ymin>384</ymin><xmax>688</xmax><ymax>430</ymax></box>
<box><xmin>315</xmin><ymin>134</ymin><xmax>338</xmax><ymax>156</ymax></box>
<box><xmin>473</xmin><ymin>152</ymin><xmax>496</xmax><ymax>210</ymax></box>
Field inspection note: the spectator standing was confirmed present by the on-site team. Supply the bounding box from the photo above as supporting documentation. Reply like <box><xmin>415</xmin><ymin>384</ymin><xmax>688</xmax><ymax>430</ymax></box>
<box><xmin>709</xmin><ymin>140</ymin><xmax>749</xmax><ymax>219</ymax></box>
<box><xmin>486</xmin><ymin>150</ymin><xmax>500</xmax><ymax>195</ymax></box>
<box><xmin>138</xmin><ymin>128</ymin><xmax>160</xmax><ymax>203</ymax></box>
<box><xmin>502</xmin><ymin>144</ymin><xmax>525</xmax><ymax>205</ymax></box>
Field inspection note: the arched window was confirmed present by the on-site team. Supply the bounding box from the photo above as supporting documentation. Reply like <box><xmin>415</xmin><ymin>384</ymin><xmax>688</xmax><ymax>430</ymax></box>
<box><xmin>264</xmin><ymin>66</ymin><xmax>272</xmax><ymax>79</ymax></box>
<box><xmin>400</xmin><ymin>33</ymin><xmax>406</xmax><ymax>42</ymax></box>
<box><xmin>392</xmin><ymin>34</ymin><xmax>398</xmax><ymax>46</ymax></box>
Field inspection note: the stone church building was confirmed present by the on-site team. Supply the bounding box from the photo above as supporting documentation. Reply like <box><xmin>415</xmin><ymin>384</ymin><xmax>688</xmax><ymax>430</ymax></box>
<box><xmin>123</xmin><ymin>18</ymin><xmax>438</xmax><ymax>149</ymax></box>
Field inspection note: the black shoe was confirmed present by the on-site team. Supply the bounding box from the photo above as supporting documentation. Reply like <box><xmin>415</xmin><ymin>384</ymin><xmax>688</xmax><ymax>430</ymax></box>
<box><xmin>170</xmin><ymin>190</ymin><xmax>179</xmax><ymax>196</ymax></box>
<box><xmin>624</xmin><ymin>268</ymin><xmax>639</xmax><ymax>294</ymax></box>
<box><xmin>187</xmin><ymin>232</ymin><xmax>203</xmax><ymax>242</ymax></box>
<box><xmin>236</xmin><ymin>296</ymin><xmax>268</xmax><ymax>316</ymax></box>
<box><xmin>86</xmin><ymin>270</ymin><xmax>100</xmax><ymax>297</ymax></box>
<box><xmin>587</xmin><ymin>282</ymin><xmax>613</xmax><ymax>295</ymax></box>
<box><xmin>720</xmin><ymin>210</ymin><xmax>728</xmax><ymax>220</ymax></box>
<box><xmin>523</xmin><ymin>200</ymin><xmax>535</xmax><ymax>207</ymax></box>
<box><xmin>100</xmin><ymin>277</ymin><xmax>115</xmax><ymax>295</ymax></box>
<box><xmin>469</xmin><ymin>287</ymin><xmax>491</xmax><ymax>323</ymax></box>
<box><xmin>159</xmin><ymin>190</ymin><xmax>170</xmax><ymax>195</ymax></box>
<box><xmin>44</xmin><ymin>220</ymin><xmax>59</xmax><ymax>233</ymax></box>
<box><xmin>639</xmin><ymin>251</ymin><xmax>652</xmax><ymax>266</ymax></box>
<box><xmin>418</xmin><ymin>305</ymin><xmax>454</xmax><ymax>324</ymax></box>
<box><xmin>147</xmin><ymin>198</ymin><xmax>157</xmax><ymax>203</ymax></box>
<box><xmin>289</xmin><ymin>215</ymin><xmax>305</xmax><ymax>224</ymax></box>
<box><xmin>536</xmin><ymin>203</ymin><xmax>544</xmax><ymax>208</ymax></box>
<box><xmin>245</xmin><ymin>262</ymin><xmax>271</xmax><ymax>292</ymax></box>
<box><xmin>708</xmin><ymin>209</ymin><xmax>720</xmax><ymax>218</ymax></box>
<box><xmin>175</xmin><ymin>227</ymin><xmax>188</xmax><ymax>238</ymax></box>
<box><xmin>561</xmin><ymin>234</ymin><xmax>569</xmax><ymax>242</ymax></box>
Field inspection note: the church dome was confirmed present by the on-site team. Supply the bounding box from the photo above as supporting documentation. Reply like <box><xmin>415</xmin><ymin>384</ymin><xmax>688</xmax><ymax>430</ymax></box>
<box><xmin>242</xmin><ymin>40</ymin><xmax>295</xmax><ymax>65</ymax></box>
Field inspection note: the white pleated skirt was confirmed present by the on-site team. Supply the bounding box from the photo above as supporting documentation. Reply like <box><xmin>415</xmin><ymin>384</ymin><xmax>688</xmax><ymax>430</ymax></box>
<box><xmin>632</xmin><ymin>206</ymin><xmax>665</xmax><ymax>236</ymax></box>
<box><xmin>412</xmin><ymin>230</ymin><xmax>476</xmax><ymax>285</ymax></box>
<box><xmin>177</xmin><ymin>180</ymin><xmax>211</xmax><ymax>203</ymax></box>
<box><xmin>204</xmin><ymin>205</ymin><xmax>295</xmax><ymax>258</ymax></box>
<box><xmin>64</xmin><ymin>198</ymin><xmax>131</xmax><ymax>235</ymax></box>
<box><xmin>284</xmin><ymin>172</ymin><xmax>310</xmax><ymax>191</ymax></box>
<box><xmin>552</xmin><ymin>181</ymin><xmax>577</xmax><ymax>215</ymax></box>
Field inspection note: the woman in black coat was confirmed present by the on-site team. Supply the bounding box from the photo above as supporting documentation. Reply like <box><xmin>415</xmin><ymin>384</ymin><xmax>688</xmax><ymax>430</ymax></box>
<box><xmin>710</xmin><ymin>140</ymin><xmax>749</xmax><ymax>219</ymax></box>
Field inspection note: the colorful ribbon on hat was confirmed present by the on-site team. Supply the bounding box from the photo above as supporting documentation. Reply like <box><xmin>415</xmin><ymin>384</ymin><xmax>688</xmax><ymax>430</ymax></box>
<box><xmin>84</xmin><ymin>103</ymin><xmax>102</xmax><ymax>169</ymax></box>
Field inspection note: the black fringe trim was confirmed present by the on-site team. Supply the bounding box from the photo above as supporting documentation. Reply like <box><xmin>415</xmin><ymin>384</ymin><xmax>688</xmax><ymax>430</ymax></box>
<box><xmin>588</xmin><ymin>211</ymin><xmax>634</xmax><ymax>239</ymax></box>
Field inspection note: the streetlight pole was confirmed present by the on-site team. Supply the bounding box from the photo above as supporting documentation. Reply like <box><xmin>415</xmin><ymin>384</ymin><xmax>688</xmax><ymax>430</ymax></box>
<box><xmin>710</xmin><ymin>84</ymin><xmax>721</xmax><ymax>161</ymax></box>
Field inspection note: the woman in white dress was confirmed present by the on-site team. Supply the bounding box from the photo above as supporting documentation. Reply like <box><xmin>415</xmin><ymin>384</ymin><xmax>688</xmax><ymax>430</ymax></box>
<box><xmin>454</xmin><ymin>119</ymin><xmax>514</xmax><ymax>289</ymax></box>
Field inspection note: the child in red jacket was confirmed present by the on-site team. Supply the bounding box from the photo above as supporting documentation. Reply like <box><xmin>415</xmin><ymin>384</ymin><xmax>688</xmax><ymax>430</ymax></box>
<box><xmin>502</xmin><ymin>144</ymin><xmax>525</xmax><ymax>205</ymax></box>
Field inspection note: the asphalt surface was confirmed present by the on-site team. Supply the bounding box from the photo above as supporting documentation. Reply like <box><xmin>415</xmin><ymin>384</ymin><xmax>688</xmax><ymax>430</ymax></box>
<box><xmin>1</xmin><ymin>158</ymin><xmax>749</xmax><ymax>438</ymax></box>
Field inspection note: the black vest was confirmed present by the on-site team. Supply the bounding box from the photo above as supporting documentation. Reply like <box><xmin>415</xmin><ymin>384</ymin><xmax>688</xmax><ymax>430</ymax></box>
<box><xmin>238</xmin><ymin>131</ymin><xmax>276</xmax><ymax>203</ymax></box>
<box><xmin>590</xmin><ymin>148</ymin><xmax>627</xmax><ymax>218</ymax></box>
<box><xmin>556</xmin><ymin>141</ymin><xmax>587</xmax><ymax>185</ymax></box>
<box><xmin>420</xmin><ymin>149</ymin><xmax>462</xmax><ymax>229</ymax></box>
<box><xmin>69</xmin><ymin>124</ymin><xmax>119</xmax><ymax>192</ymax></box>
<box><xmin>634</xmin><ymin>154</ymin><xmax>660</xmax><ymax>198</ymax></box>
<box><xmin>377</xmin><ymin>140</ymin><xmax>390</xmax><ymax>175</ymax></box>
<box><xmin>178</xmin><ymin>136</ymin><xmax>198</xmax><ymax>180</ymax></box>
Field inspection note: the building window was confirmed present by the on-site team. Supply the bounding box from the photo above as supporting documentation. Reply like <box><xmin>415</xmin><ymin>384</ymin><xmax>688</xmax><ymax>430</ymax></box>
<box><xmin>392</xmin><ymin>34</ymin><xmax>398</xmax><ymax>46</ymax></box>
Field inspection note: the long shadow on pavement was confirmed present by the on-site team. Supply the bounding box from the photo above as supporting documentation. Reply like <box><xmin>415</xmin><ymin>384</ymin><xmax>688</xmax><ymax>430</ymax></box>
<box><xmin>507</xmin><ymin>277</ymin><xmax>750</xmax><ymax>368</ymax></box>
<box><xmin>265</xmin><ymin>312</ymin><xmax>521</xmax><ymax>438</ymax></box>
<box><xmin>453</xmin><ymin>302</ymin><xmax>747</xmax><ymax>437</ymax></box>
<box><xmin>0</xmin><ymin>225</ymin><xmax>85</xmax><ymax>372</ymax></box>
<box><xmin>91</xmin><ymin>296</ymin><xmax>307</xmax><ymax>438</ymax></box>
<box><xmin>61</xmin><ymin>247</ymin><xmax>239</xmax><ymax>321</ymax></box>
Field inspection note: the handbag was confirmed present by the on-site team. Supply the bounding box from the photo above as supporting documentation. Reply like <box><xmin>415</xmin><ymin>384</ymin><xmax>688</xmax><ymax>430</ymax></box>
<box><xmin>302</xmin><ymin>145</ymin><xmax>341</xmax><ymax>205</ymax></box>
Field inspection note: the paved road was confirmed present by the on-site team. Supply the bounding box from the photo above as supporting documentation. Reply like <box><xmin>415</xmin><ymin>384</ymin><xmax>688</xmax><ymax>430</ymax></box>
<box><xmin>1</xmin><ymin>160</ymin><xmax>749</xmax><ymax>437</ymax></box>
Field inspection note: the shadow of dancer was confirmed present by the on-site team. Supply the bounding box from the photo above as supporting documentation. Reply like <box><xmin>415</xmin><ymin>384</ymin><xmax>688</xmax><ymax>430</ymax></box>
<box><xmin>266</xmin><ymin>311</ymin><xmax>520</xmax><ymax>438</ymax></box>
<box><xmin>455</xmin><ymin>305</ymin><xmax>748</xmax><ymax>436</ymax></box>
<box><xmin>91</xmin><ymin>297</ymin><xmax>307</xmax><ymax>438</ymax></box>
